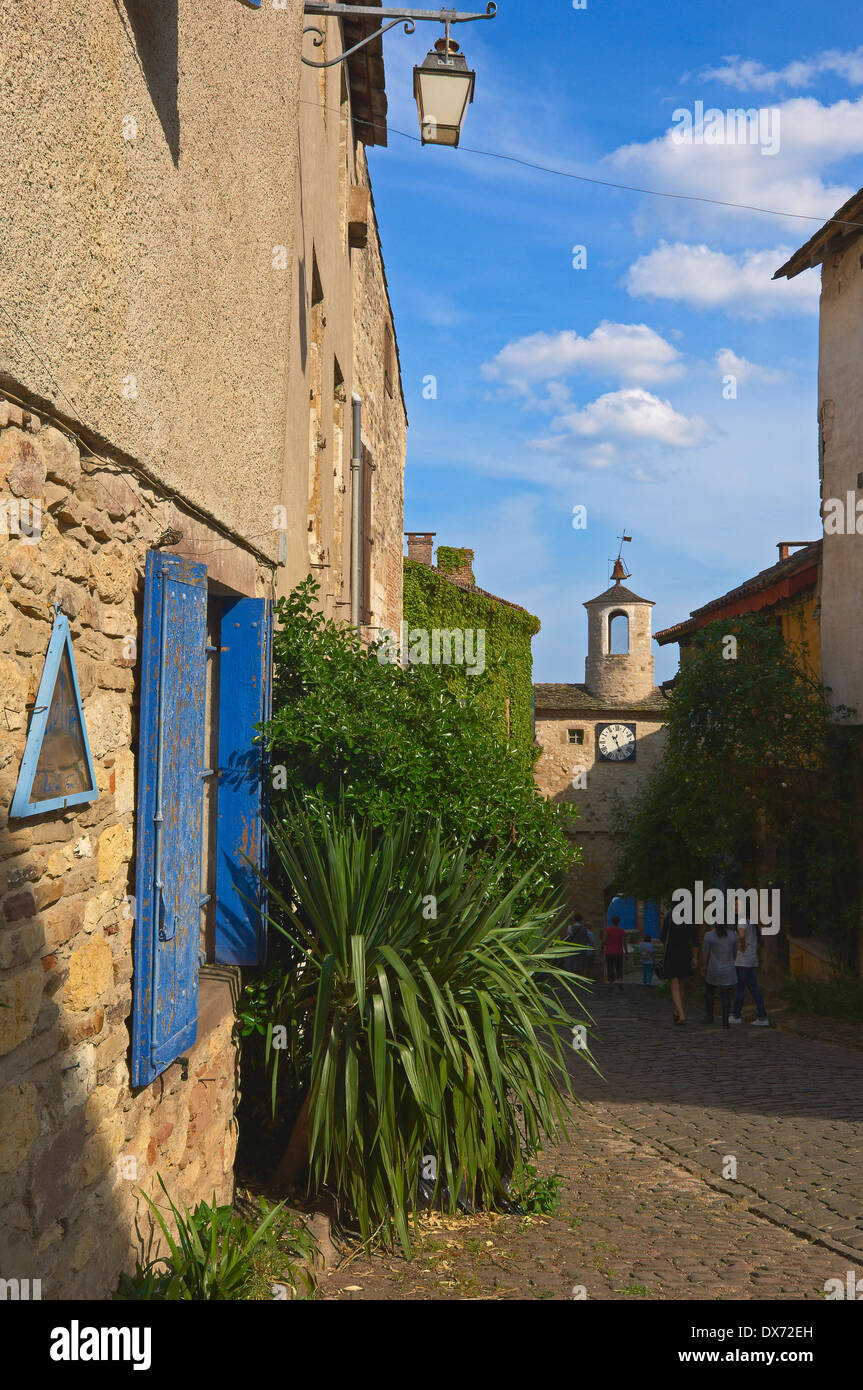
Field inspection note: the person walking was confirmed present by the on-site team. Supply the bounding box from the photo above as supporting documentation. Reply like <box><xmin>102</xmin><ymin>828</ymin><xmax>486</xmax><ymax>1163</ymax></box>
<box><xmin>700</xmin><ymin>921</ymin><xmax>737</xmax><ymax>1027</ymax></box>
<box><xmin>584</xmin><ymin>922</ymin><xmax>597</xmax><ymax>978</ymax></box>
<box><xmin>637</xmin><ymin>934</ymin><xmax>656</xmax><ymax>986</ymax></box>
<box><xmin>565</xmin><ymin>912</ymin><xmax>590</xmax><ymax>973</ymax></box>
<box><xmin>660</xmin><ymin>909</ymin><xmax>699</xmax><ymax>1025</ymax></box>
<box><xmin>730</xmin><ymin>909</ymin><xmax>771</xmax><ymax>1026</ymax></box>
<box><xmin>604</xmin><ymin>914</ymin><xmax>626</xmax><ymax>991</ymax></box>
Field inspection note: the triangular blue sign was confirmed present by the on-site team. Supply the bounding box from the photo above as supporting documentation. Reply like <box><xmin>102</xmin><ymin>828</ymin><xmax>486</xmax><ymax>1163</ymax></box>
<box><xmin>10</xmin><ymin>613</ymin><xmax>99</xmax><ymax>817</ymax></box>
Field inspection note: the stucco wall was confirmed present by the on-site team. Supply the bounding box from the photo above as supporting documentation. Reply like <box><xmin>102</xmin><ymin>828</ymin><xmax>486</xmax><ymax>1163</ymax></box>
<box><xmin>818</xmin><ymin>243</ymin><xmax>863</xmax><ymax>721</ymax></box>
<box><xmin>0</xmin><ymin>1</ymin><xmax>304</xmax><ymax>561</ymax></box>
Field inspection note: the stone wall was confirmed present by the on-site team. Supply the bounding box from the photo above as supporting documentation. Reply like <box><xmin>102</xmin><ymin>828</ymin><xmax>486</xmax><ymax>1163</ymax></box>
<box><xmin>584</xmin><ymin>601</ymin><xmax>656</xmax><ymax>703</ymax></box>
<box><xmin>276</xmin><ymin>45</ymin><xmax>406</xmax><ymax>639</ymax></box>
<box><xmin>352</xmin><ymin>143</ymin><xmax>407</xmax><ymax>640</ymax></box>
<box><xmin>0</xmin><ymin>398</ymin><xmax>269</xmax><ymax>1298</ymax></box>
<box><xmin>534</xmin><ymin>709</ymin><xmax>668</xmax><ymax>927</ymax></box>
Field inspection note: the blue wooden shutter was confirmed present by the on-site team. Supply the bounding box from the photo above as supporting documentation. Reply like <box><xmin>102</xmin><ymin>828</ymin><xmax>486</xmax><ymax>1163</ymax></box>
<box><xmin>214</xmin><ymin>596</ymin><xmax>272</xmax><ymax>965</ymax></box>
<box><xmin>131</xmin><ymin>552</ymin><xmax>207</xmax><ymax>1088</ymax></box>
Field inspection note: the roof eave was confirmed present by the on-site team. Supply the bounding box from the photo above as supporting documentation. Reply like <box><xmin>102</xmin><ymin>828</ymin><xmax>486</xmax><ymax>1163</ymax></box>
<box><xmin>774</xmin><ymin>188</ymin><xmax>863</xmax><ymax>281</ymax></box>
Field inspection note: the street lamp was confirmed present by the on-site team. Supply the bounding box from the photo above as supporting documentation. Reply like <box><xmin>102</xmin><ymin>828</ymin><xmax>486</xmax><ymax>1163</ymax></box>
<box><xmin>302</xmin><ymin>4</ymin><xmax>497</xmax><ymax>147</ymax></box>
<box><xmin>414</xmin><ymin>37</ymin><xmax>475</xmax><ymax>147</ymax></box>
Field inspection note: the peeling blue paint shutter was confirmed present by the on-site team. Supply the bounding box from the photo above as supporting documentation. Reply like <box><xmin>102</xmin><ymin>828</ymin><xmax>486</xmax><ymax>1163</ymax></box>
<box><xmin>131</xmin><ymin>552</ymin><xmax>207</xmax><ymax>1088</ymax></box>
<box><xmin>215</xmin><ymin>597</ymin><xmax>272</xmax><ymax>966</ymax></box>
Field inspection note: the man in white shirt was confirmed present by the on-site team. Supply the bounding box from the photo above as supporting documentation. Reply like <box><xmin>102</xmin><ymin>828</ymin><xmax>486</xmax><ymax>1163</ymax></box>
<box><xmin>729</xmin><ymin>907</ymin><xmax>771</xmax><ymax>1026</ymax></box>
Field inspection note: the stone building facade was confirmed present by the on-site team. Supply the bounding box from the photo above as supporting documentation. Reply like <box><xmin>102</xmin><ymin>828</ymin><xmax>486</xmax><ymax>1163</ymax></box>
<box><xmin>352</xmin><ymin>145</ymin><xmax>407</xmax><ymax>639</ymax></box>
<box><xmin>0</xmin><ymin>2</ymin><xmax>406</xmax><ymax>1298</ymax></box>
<box><xmin>775</xmin><ymin>192</ymin><xmax>863</xmax><ymax>723</ymax></box>
<box><xmin>0</xmin><ymin>406</ymin><xmax>266</xmax><ymax>1298</ymax></box>
<box><xmin>534</xmin><ymin>562</ymin><xmax>669</xmax><ymax>931</ymax></box>
<box><xmin>776</xmin><ymin>205</ymin><xmax>863</xmax><ymax>978</ymax></box>
<box><xmin>282</xmin><ymin>7</ymin><xmax>407</xmax><ymax>640</ymax></box>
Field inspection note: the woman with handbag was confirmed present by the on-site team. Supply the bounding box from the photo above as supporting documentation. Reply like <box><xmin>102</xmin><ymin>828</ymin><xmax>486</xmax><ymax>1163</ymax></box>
<box><xmin>659</xmin><ymin>909</ymin><xmax>700</xmax><ymax>1025</ymax></box>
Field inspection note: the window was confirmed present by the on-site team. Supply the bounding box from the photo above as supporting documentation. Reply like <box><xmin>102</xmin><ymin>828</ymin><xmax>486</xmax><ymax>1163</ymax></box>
<box><xmin>131</xmin><ymin>552</ymin><xmax>272</xmax><ymax>1087</ymax></box>
<box><xmin>609</xmin><ymin>610</ymin><xmax>629</xmax><ymax>654</ymax></box>
<box><xmin>568</xmin><ymin>729</ymin><xmax>584</xmax><ymax>745</ymax></box>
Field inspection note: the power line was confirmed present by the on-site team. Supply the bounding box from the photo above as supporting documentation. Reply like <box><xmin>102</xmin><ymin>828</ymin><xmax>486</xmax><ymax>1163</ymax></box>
<box><xmin>302</xmin><ymin>99</ymin><xmax>863</xmax><ymax>231</ymax></box>
<box><xmin>0</xmin><ymin>301</ymin><xmax>84</xmax><ymax>422</ymax></box>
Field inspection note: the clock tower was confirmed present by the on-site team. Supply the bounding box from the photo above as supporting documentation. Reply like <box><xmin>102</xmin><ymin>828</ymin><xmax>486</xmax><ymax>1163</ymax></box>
<box><xmin>532</xmin><ymin>553</ymin><xmax>670</xmax><ymax>939</ymax></box>
<box><xmin>584</xmin><ymin>556</ymin><xmax>657</xmax><ymax>704</ymax></box>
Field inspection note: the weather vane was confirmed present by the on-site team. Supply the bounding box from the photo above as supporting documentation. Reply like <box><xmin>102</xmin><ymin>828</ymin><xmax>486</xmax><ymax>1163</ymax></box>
<box><xmin>609</xmin><ymin>530</ymin><xmax>632</xmax><ymax>583</ymax></box>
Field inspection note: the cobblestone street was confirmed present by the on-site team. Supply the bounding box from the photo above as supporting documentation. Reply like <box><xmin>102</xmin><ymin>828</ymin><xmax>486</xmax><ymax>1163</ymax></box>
<box><xmin>320</xmin><ymin>977</ymin><xmax>863</xmax><ymax>1301</ymax></box>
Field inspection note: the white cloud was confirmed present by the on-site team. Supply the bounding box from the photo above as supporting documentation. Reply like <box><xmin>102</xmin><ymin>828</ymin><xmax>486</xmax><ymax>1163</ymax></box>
<box><xmin>702</xmin><ymin>48</ymin><xmax>863</xmax><ymax>92</ymax></box>
<box><xmin>547</xmin><ymin>387</ymin><xmax>708</xmax><ymax>448</ymax></box>
<box><xmin>482</xmin><ymin>321</ymin><xmax>683</xmax><ymax>393</ymax></box>
<box><xmin>715</xmin><ymin>348</ymin><xmax>784</xmax><ymax>384</ymax></box>
<box><xmin>625</xmin><ymin>241</ymin><xmax>820</xmax><ymax>318</ymax></box>
<box><xmin>607</xmin><ymin>95</ymin><xmax>863</xmax><ymax>233</ymax></box>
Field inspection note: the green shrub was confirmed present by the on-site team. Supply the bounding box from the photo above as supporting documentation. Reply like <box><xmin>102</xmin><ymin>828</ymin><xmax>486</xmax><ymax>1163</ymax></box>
<box><xmin>264</xmin><ymin>577</ymin><xmax>575</xmax><ymax>911</ymax></box>
<box><xmin>245</xmin><ymin>796</ymin><xmax>594</xmax><ymax>1253</ymax></box>
<box><xmin>616</xmin><ymin>614</ymin><xmax>862</xmax><ymax>964</ymax></box>
<box><xmin>113</xmin><ymin>1177</ymin><xmax>294</xmax><ymax>1301</ymax></box>
<box><xmin>507</xmin><ymin>1163</ymin><xmax>563</xmax><ymax>1216</ymax></box>
<box><xmin>780</xmin><ymin>974</ymin><xmax>863</xmax><ymax>1024</ymax></box>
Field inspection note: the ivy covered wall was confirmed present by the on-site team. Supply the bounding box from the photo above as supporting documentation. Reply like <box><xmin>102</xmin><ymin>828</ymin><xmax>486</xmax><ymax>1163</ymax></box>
<box><xmin>402</xmin><ymin>556</ymin><xmax>541</xmax><ymax>765</ymax></box>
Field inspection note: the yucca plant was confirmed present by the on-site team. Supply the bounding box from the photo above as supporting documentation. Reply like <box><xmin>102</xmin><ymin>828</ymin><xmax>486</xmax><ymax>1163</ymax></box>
<box><xmin>250</xmin><ymin>796</ymin><xmax>595</xmax><ymax>1253</ymax></box>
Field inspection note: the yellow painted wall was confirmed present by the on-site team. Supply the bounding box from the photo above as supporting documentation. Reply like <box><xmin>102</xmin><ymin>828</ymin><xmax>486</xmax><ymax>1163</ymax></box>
<box><xmin>781</xmin><ymin>598</ymin><xmax>821</xmax><ymax>682</ymax></box>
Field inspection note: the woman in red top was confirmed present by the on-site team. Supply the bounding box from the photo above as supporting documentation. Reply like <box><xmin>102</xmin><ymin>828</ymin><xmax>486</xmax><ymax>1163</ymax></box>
<box><xmin>604</xmin><ymin>915</ymin><xmax>626</xmax><ymax>991</ymax></box>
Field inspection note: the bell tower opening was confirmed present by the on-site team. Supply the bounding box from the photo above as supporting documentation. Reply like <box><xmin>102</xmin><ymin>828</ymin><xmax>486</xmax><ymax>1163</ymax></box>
<box><xmin>608</xmin><ymin>610</ymin><xmax>629</xmax><ymax>655</ymax></box>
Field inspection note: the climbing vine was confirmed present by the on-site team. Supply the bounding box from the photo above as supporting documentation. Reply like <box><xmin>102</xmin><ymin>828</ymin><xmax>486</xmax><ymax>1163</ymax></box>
<box><xmin>402</xmin><ymin>556</ymin><xmax>540</xmax><ymax>767</ymax></box>
<box><xmin>263</xmin><ymin>577</ymin><xmax>574</xmax><ymax>903</ymax></box>
<box><xmin>615</xmin><ymin>614</ymin><xmax>862</xmax><ymax>965</ymax></box>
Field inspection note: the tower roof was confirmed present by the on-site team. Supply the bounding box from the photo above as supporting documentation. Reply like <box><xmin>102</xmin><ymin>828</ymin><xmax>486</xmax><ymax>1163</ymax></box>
<box><xmin>584</xmin><ymin>579</ymin><xmax>654</xmax><ymax>607</ymax></box>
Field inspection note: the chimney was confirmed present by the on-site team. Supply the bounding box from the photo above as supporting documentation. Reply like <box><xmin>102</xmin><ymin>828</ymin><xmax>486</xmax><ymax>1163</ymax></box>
<box><xmin>438</xmin><ymin>547</ymin><xmax>475</xmax><ymax>587</ymax></box>
<box><xmin>777</xmin><ymin>541</ymin><xmax>813</xmax><ymax>562</ymax></box>
<box><xmin>405</xmin><ymin>531</ymin><xmax>436</xmax><ymax>566</ymax></box>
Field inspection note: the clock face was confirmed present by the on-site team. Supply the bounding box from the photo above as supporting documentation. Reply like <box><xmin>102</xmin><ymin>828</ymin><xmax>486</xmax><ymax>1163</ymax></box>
<box><xmin>597</xmin><ymin>723</ymin><xmax>636</xmax><ymax>761</ymax></box>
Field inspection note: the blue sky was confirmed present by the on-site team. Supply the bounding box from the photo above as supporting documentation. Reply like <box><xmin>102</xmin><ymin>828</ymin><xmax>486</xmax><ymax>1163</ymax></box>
<box><xmin>366</xmin><ymin>1</ymin><xmax>861</xmax><ymax>684</ymax></box>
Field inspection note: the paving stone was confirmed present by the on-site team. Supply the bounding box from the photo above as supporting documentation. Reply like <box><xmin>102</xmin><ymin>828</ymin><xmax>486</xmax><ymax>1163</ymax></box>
<box><xmin>318</xmin><ymin>981</ymin><xmax>860</xmax><ymax>1301</ymax></box>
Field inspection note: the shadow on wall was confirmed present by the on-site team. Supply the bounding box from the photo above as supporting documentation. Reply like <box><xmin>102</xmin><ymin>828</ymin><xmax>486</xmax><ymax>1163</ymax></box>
<box><xmin>0</xmin><ymin>813</ymin><xmax>153</xmax><ymax>1299</ymax></box>
<box><xmin>120</xmin><ymin>0</ymin><xmax>180</xmax><ymax>166</ymax></box>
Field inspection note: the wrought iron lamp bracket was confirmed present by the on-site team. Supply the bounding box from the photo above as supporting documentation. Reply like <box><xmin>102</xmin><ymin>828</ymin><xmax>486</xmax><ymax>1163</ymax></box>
<box><xmin>301</xmin><ymin>3</ymin><xmax>497</xmax><ymax>68</ymax></box>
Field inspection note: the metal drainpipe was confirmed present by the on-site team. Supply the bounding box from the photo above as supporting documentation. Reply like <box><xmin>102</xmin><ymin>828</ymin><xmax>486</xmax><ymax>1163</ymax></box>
<box><xmin>350</xmin><ymin>395</ymin><xmax>362</xmax><ymax>630</ymax></box>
